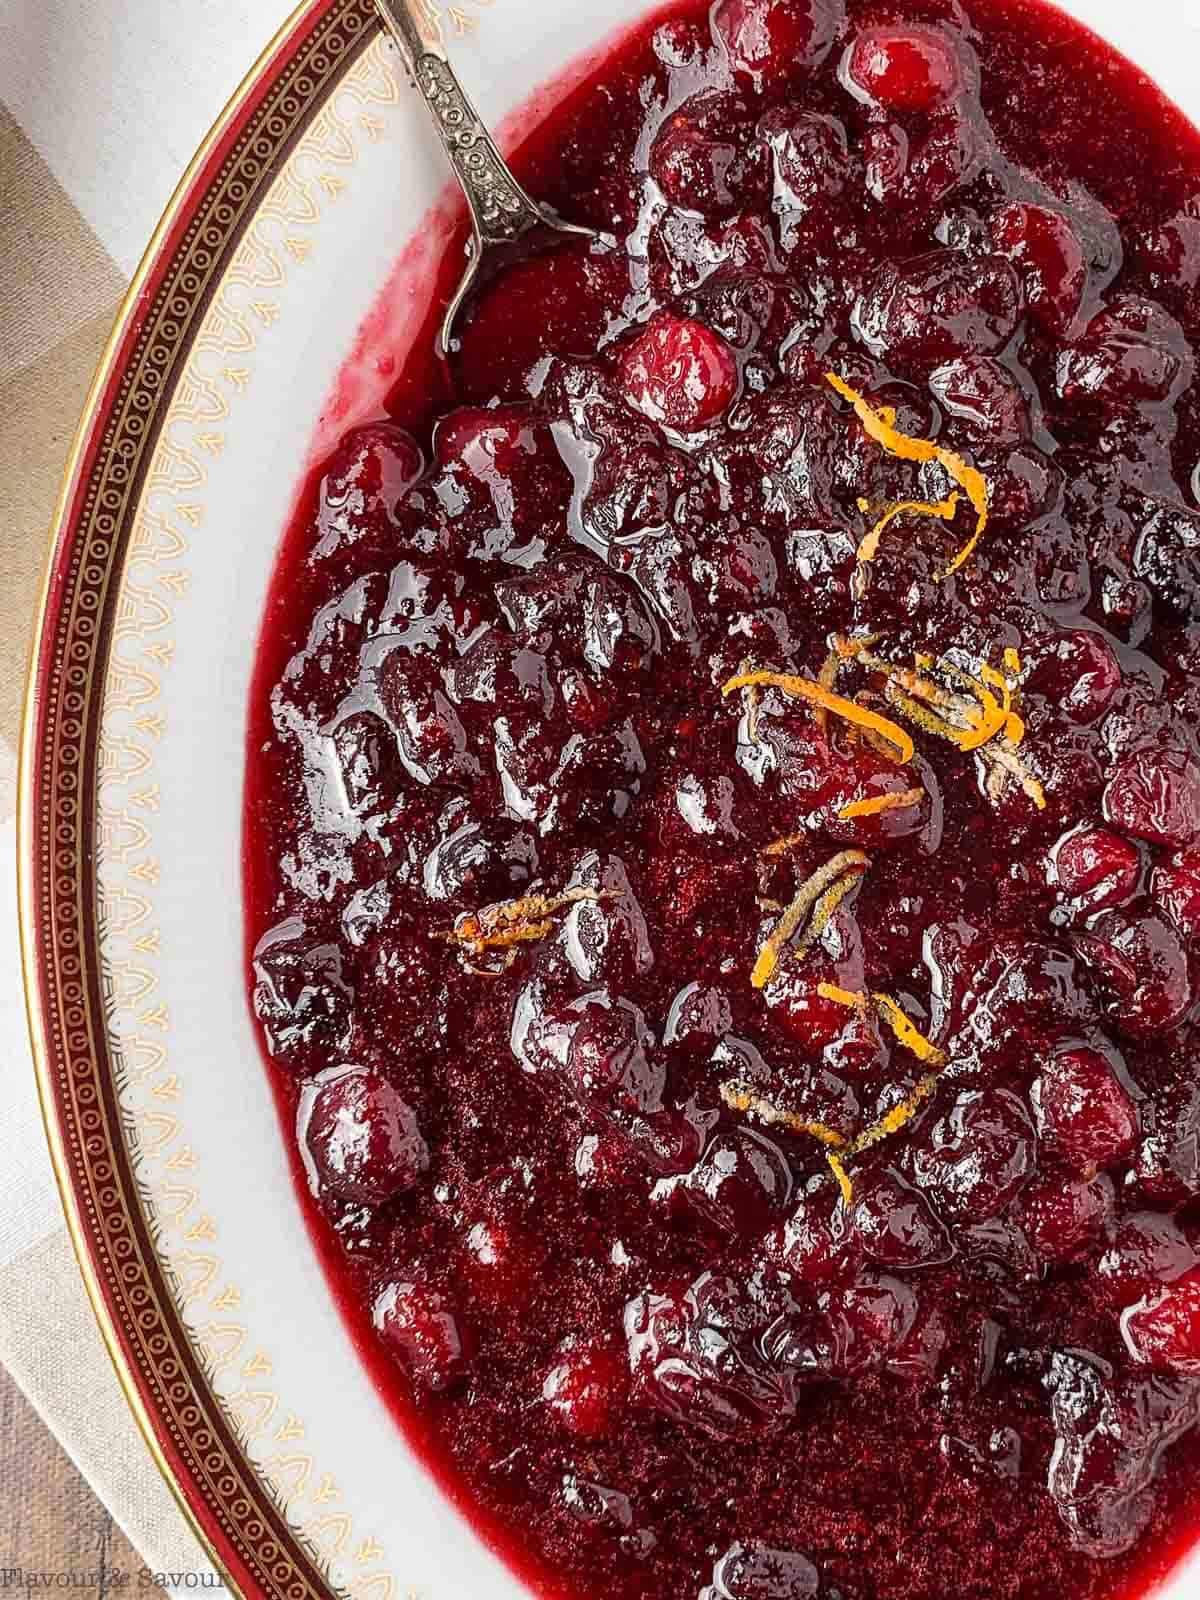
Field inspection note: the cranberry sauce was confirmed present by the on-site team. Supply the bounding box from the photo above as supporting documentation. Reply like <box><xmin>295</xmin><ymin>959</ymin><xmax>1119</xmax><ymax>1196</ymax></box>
<box><xmin>244</xmin><ymin>2</ymin><xmax>1200</xmax><ymax>1596</ymax></box>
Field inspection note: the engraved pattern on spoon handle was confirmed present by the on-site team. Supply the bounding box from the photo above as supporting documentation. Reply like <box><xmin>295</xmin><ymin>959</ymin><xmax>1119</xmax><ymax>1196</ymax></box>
<box><xmin>375</xmin><ymin>0</ymin><xmax>546</xmax><ymax>246</ymax></box>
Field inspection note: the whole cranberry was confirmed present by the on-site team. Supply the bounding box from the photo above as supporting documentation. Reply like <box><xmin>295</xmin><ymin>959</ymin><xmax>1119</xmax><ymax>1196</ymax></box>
<box><xmin>764</xmin><ymin>966</ymin><xmax>864</xmax><ymax>1053</ymax></box>
<box><xmin>1098</xmin><ymin>1211</ymin><xmax>1199</xmax><ymax>1308</ymax></box>
<box><xmin>565</xmin><ymin>1000</ymin><xmax>665</xmax><ymax>1120</ymax></box>
<box><xmin>374</xmin><ymin>1281</ymin><xmax>467</xmax><ymax>1391</ymax></box>
<box><xmin>319</xmin><ymin>422</ymin><xmax>422</xmax><ymax>528</ymax></box>
<box><xmin>1153</xmin><ymin>848</ymin><xmax>1200</xmax><ymax>939</ymax></box>
<box><xmin>1133</xmin><ymin>501</ymin><xmax>1200</xmax><ymax>622</ymax></box>
<box><xmin>1138</xmin><ymin>211</ymin><xmax>1200</xmax><ymax>290</ymax></box>
<box><xmin>862</xmin><ymin>121</ymin><xmax>909</xmax><ymax>206</ymax></box>
<box><xmin>712</xmin><ymin>0</ymin><xmax>844</xmax><ymax>91</ymax></box>
<box><xmin>682</xmin><ymin>1128</ymin><xmax>793</xmax><ymax>1235</ymax></box>
<box><xmin>757</xmin><ymin>108</ymin><xmax>849</xmax><ymax>214</ymax></box>
<box><xmin>653</xmin><ymin>91</ymin><xmax>770</xmax><ymax>217</ymax></box>
<box><xmin>1103</xmin><ymin>747</ymin><xmax>1200</xmax><ymax>847</ymax></box>
<box><xmin>301</xmin><ymin>1067</ymin><xmax>429</xmax><ymax>1205</ymax></box>
<box><xmin>1133</xmin><ymin>1078</ymin><xmax>1200</xmax><ymax>1209</ymax></box>
<box><xmin>909</xmin><ymin>1089</ymin><xmax>1036</xmax><ymax>1224</ymax></box>
<box><xmin>823</xmin><ymin>1010</ymin><xmax>892</xmax><ymax>1081</ymax></box>
<box><xmin>853</xmin><ymin>1169</ymin><xmax>955</xmax><ymax>1269</ymax></box>
<box><xmin>619</xmin><ymin>313</ymin><xmax>738</xmax><ymax>432</ymax></box>
<box><xmin>253</xmin><ymin>929</ymin><xmax>354</xmax><ymax>1072</ymax></box>
<box><xmin>1026</xmin><ymin>629</ymin><xmax>1121</xmax><ymax>726</ymax></box>
<box><xmin>1045</xmin><ymin>1349</ymin><xmax>1200</xmax><ymax>1557</ymax></box>
<box><xmin>990</xmin><ymin>202</ymin><xmax>1087</xmax><ymax>336</ymax></box>
<box><xmin>929</xmin><ymin>355</ymin><xmax>1029</xmax><ymax>444</ymax></box>
<box><xmin>1033</xmin><ymin>1046</ymin><xmax>1138</xmax><ymax>1171</ymax></box>
<box><xmin>901</xmin><ymin>109</ymin><xmax>988</xmax><ymax>212</ymax></box>
<box><xmin>982</xmin><ymin>444</ymin><xmax>1063</xmax><ymax>531</ymax></box>
<box><xmin>765</xmin><ymin>1183</ymin><xmax>863</xmax><ymax>1285</ymax></box>
<box><xmin>434</xmin><ymin>404</ymin><xmax>542</xmax><ymax>473</ymax></box>
<box><xmin>1049</xmin><ymin>826</ymin><xmax>1140</xmax><ymax>914</ymax></box>
<box><xmin>1057</xmin><ymin>295</ymin><xmax>1190</xmax><ymax>408</ymax></box>
<box><xmin>962</xmin><ymin>933</ymin><xmax>1090</xmax><ymax>1046</ymax></box>
<box><xmin>626</xmin><ymin>1273</ymin><xmax>794</xmax><ymax>1438</ymax></box>
<box><xmin>1014</xmin><ymin>1170</ymin><xmax>1114</xmax><ymax>1263</ymax></box>
<box><xmin>781</xmin><ymin>1272</ymin><xmax>919</xmax><ymax>1379</ymax></box>
<box><xmin>543</xmin><ymin>1338</ymin><xmax>627</xmax><ymax>1437</ymax></box>
<box><xmin>332</xmin><ymin>710</ymin><xmax>402</xmax><ymax>815</ymax></box>
<box><xmin>843</xmin><ymin>25</ymin><xmax>969</xmax><ymax>115</ymax></box>
<box><xmin>853</xmin><ymin>250</ymin><xmax>1023</xmax><ymax>371</ymax></box>
<box><xmin>1075</xmin><ymin>907</ymin><xmax>1193</xmax><ymax>1039</ymax></box>
<box><xmin>1121</xmin><ymin>1267</ymin><xmax>1200</xmax><ymax>1375</ymax></box>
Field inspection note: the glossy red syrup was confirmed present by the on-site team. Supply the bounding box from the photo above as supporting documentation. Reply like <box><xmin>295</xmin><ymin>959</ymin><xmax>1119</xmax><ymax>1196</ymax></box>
<box><xmin>244</xmin><ymin>2</ymin><xmax>1200</xmax><ymax>1596</ymax></box>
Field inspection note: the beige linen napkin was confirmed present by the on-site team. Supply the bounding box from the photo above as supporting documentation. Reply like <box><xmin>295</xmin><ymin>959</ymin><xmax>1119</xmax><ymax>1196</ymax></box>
<box><xmin>0</xmin><ymin>0</ymin><xmax>293</xmax><ymax>1578</ymax></box>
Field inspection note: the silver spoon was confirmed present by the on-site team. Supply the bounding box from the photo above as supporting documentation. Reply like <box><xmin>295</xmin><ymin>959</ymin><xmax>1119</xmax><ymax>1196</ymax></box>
<box><xmin>375</xmin><ymin>0</ymin><xmax>606</xmax><ymax>357</ymax></box>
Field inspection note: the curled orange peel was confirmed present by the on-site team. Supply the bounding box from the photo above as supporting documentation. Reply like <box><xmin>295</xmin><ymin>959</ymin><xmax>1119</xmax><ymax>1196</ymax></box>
<box><xmin>721</xmin><ymin>669</ymin><xmax>914</xmax><ymax>765</ymax></box>
<box><xmin>826</xmin><ymin>372</ymin><xmax>990</xmax><ymax>577</ymax></box>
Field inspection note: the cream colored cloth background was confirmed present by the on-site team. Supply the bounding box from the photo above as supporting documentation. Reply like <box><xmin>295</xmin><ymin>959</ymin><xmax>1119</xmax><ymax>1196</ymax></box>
<box><xmin>0</xmin><ymin>0</ymin><xmax>293</xmax><ymax>1575</ymax></box>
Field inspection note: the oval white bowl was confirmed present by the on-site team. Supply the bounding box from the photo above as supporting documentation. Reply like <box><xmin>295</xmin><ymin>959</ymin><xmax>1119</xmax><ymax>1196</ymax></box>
<box><xmin>25</xmin><ymin>1</ymin><xmax>1200</xmax><ymax>1597</ymax></box>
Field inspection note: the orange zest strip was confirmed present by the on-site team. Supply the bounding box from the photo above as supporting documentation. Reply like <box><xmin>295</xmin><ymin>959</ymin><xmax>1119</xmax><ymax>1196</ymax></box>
<box><xmin>720</xmin><ymin>1082</ymin><xmax>847</xmax><ymax>1147</ymax></box>
<box><xmin>883</xmin><ymin>681</ymin><xmax>970</xmax><ymax>744</ymax></box>
<box><xmin>950</xmin><ymin>678</ymin><xmax>1006</xmax><ymax>752</ymax></box>
<box><xmin>980</xmin><ymin>662</ymin><xmax>1026</xmax><ymax>747</ymax></box>
<box><xmin>762</xmin><ymin>831</ymin><xmax>808</xmax><ymax>858</ymax></box>
<box><xmin>858</xmin><ymin>493</ymin><xmax>962</xmax><ymax>563</ymax></box>
<box><xmin>848</xmin><ymin>1074</ymin><xmax>941</xmax><ymax>1156</ymax></box>
<box><xmin>837</xmin><ymin>631</ymin><xmax>880</xmax><ymax>658</ymax></box>
<box><xmin>872</xmin><ymin>994</ymin><xmax>947</xmax><ymax>1065</ymax></box>
<box><xmin>446</xmin><ymin>888</ymin><xmax>610</xmax><ymax>966</ymax></box>
<box><xmin>982</xmin><ymin>739</ymin><xmax>1047</xmax><ymax>811</ymax></box>
<box><xmin>837</xmin><ymin>787</ymin><xmax>926</xmax><ymax>821</ymax></box>
<box><xmin>827</xmin><ymin>1151</ymin><xmax>854</xmax><ymax>1208</ymax></box>
<box><xmin>845</xmin><ymin>641</ymin><xmax>985</xmax><ymax>729</ymax></box>
<box><xmin>814</xmin><ymin>646</ymin><xmax>842</xmax><ymax>731</ymax></box>
<box><xmin>740</xmin><ymin>656</ymin><xmax>764</xmax><ymax>748</ymax></box>
<box><xmin>799</xmin><ymin>987</ymin><xmax>948</xmax><ymax>1175</ymax></box>
<box><xmin>818</xmin><ymin>983</ymin><xmax>947</xmax><ymax>1066</ymax></box>
<box><xmin>721</xmin><ymin>670</ymin><xmax>914</xmax><ymax>764</ymax></box>
<box><xmin>848</xmin><ymin>644</ymin><xmax>1036</xmax><ymax>789</ymax></box>
<box><xmin>794</xmin><ymin>868</ymin><xmax>868</xmax><ymax>960</ymax></box>
<box><xmin>817</xmin><ymin>982</ymin><xmax>867</xmax><ymax>1009</ymax></box>
<box><xmin>1003</xmin><ymin>647</ymin><xmax>1022</xmax><ymax>675</ymax></box>
<box><xmin>751</xmin><ymin>850</ymin><xmax>870</xmax><ymax>989</ymax></box>
<box><xmin>825</xmin><ymin>372</ymin><xmax>990</xmax><ymax>578</ymax></box>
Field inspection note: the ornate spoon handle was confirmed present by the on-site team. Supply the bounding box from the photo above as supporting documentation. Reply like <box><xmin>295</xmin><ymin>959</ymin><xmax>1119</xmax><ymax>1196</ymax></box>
<box><xmin>374</xmin><ymin>0</ymin><xmax>549</xmax><ymax>247</ymax></box>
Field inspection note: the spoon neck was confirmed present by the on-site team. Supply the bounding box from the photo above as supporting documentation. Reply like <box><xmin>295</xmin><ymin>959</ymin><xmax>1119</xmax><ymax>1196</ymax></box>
<box><xmin>375</xmin><ymin>0</ymin><xmax>546</xmax><ymax>248</ymax></box>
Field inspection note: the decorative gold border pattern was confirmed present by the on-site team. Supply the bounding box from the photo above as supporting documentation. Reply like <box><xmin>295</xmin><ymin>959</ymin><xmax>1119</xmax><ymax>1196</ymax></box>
<box><xmin>16</xmin><ymin>4</ymin><xmax>424</xmax><ymax>1596</ymax></box>
<box><xmin>97</xmin><ymin>33</ymin><xmax>414</xmax><ymax>1600</ymax></box>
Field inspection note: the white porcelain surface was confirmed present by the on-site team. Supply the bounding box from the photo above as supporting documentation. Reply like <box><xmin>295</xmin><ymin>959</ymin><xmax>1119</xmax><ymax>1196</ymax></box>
<box><xmin>94</xmin><ymin>4</ymin><xmax>1200</xmax><ymax>1597</ymax></box>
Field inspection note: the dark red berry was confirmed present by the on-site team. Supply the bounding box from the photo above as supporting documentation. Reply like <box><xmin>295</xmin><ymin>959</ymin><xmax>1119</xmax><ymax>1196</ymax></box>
<box><xmin>1122</xmin><ymin>1267</ymin><xmax>1200</xmax><ymax>1375</ymax></box>
<box><xmin>1049</xmin><ymin>826</ymin><xmax>1140</xmax><ymax>914</ymax></box>
<box><xmin>543</xmin><ymin>1338</ymin><xmax>627</xmax><ymax>1436</ymax></box>
<box><xmin>1153</xmin><ymin>847</ymin><xmax>1200</xmax><ymax>939</ymax></box>
<box><xmin>1103</xmin><ymin>747</ymin><xmax>1200</xmax><ymax>847</ymax></box>
<box><xmin>301</xmin><ymin>1067</ymin><xmax>429</xmax><ymax>1205</ymax></box>
<box><xmin>843</xmin><ymin>25</ymin><xmax>968</xmax><ymax>115</ymax></box>
<box><xmin>374</xmin><ymin>1281</ymin><xmax>467</xmax><ymax>1391</ymax></box>
<box><xmin>712</xmin><ymin>0</ymin><xmax>844</xmax><ymax>90</ymax></box>
<box><xmin>619</xmin><ymin>314</ymin><xmax>738</xmax><ymax>432</ymax></box>
<box><xmin>1033</xmin><ymin>1046</ymin><xmax>1138</xmax><ymax>1171</ymax></box>
<box><xmin>991</xmin><ymin>202</ymin><xmax>1087</xmax><ymax>335</ymax></box>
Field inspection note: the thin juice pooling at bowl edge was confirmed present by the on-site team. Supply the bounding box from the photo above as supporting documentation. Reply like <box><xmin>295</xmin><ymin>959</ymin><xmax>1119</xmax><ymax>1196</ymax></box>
<box><xmin>243</xmin><ymin>1</ymin><xmax>1200</xmax><ymax>1596</ymax></box>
